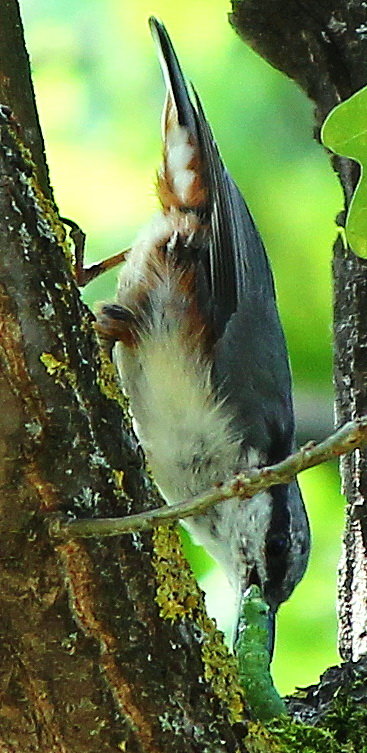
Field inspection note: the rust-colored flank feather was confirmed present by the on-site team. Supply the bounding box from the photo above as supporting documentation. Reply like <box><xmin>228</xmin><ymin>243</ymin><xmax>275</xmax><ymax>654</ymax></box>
<box><xmin>157</xmin><ymin>93</ymin><xmax>207</xmax><ymax>211</ymax></box>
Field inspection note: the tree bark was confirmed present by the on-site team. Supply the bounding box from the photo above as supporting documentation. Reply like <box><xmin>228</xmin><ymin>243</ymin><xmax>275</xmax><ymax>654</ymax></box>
<box><xmin>0</xmin><ymin>3</ymin><xmax>245</xmax><ymax>750</ymax></box>
<box><xmin>231</xmin><ymin>0</ymin><xmax>367</xmax><ymax>666</ymax></box>
<box><xmin>0</xmin><ymin>0</ymin><xmax>52</xmax><ymax>199</ymax></box>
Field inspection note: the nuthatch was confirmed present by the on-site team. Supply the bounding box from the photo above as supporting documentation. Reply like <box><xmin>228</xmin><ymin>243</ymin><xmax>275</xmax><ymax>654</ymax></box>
<box><xmin>95</xmin><ymin>18</ymin><xmax>310</xmax><ymax>650</ymax></box>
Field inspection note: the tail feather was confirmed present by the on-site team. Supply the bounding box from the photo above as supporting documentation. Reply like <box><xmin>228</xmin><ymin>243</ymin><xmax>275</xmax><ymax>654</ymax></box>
<box><xmin>150</xmin><ymin>17</ymin><xmax>207</xmax><ymax>210</ymax></box>
<box><xmin>150</xmin><ymin>16</ymin><xmax>274</xmax><ymax>336</ymax></box>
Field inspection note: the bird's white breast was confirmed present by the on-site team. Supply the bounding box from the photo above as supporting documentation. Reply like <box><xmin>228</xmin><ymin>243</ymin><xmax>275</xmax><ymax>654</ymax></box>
<box><xmin>115</xmin><ymin>288</ymin><xmax>241</xmax><ymax>504</ymax></box>
<box><xmin>114</xmin><ymin>228</ymin><xmax>269</xmax><ymax>596</ymax></box>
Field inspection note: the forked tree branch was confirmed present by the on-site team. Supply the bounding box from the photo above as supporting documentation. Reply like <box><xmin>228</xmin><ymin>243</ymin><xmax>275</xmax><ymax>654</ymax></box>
<box><xmin>52</xmin><ymin>416</ymin><xmax>367</xmax><ymax>538</ymax></box>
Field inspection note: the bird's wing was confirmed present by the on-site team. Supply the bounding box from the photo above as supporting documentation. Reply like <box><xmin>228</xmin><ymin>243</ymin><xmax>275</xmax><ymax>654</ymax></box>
<box><xmin>150</xmin><ymin>17</ymin><xmax>295</xmax><ymax>458</ymax></box>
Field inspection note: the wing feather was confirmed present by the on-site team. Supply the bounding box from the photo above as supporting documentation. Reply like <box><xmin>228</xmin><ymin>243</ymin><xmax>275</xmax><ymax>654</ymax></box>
<box><xmin>150</xmin><ymin>17</ymin><xmax>296</xmax><ymax>458</ymax></box>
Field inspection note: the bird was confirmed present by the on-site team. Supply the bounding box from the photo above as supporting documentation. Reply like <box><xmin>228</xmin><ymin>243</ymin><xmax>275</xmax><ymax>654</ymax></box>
<box><xmin>95</xmin><ymin>17</ymin><xmax>310</xmax><ymax>652</ymax></box>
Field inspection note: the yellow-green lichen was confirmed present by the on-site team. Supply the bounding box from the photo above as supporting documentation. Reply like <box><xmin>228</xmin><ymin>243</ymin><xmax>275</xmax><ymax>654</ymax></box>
<box><xmin>152</xmin><ymin>524</ymin><xmax>202</xmax><ymax>621</ymax></box>
<box><xmin>152</xmin><ymin>524</ymin><xmax>244</xmax><ymax>724</ymax></box>
<box><xmin>40</xmin><ymin>352</ymin><xmax>77</xmax><ymax>390</ymax></box>
<box><xmin>19</xmin><ymin>147</ymin><xmax>70</xmax><ymax>263</ymax></box>
<box><xmin>96</xmin><ymin>346</ymin><xmax>131</xmax><ymax>422</ymax></box>
<box><xmin>112</xmin><ymin>469</ymin><xmax>125</xmax><ymax>489</ymax></box>
<box><xmin>35</xmin><ymin>189</ymin><xmax>69</xmax><ymax>253</ymax></box>
<box><xmin>4</xmin><ymin>114</ymin><xmax>68</xmax><ymax>258</ymax></box>
<box><xmin>200</xmin><ymin>617</ymin><xmax>244</xmax><ymax>723</ymax></box>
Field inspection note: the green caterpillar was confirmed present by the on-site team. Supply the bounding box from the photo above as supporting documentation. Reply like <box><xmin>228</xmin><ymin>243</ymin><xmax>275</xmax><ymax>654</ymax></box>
<box><xmin>235</xmin><ymin>585</ymin><xmax>287</xmax><ymax>721</ymax></box>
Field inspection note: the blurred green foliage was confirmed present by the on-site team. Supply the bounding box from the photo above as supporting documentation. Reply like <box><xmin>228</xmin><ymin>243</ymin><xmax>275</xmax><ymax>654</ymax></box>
<box><xmin>21</xmin><ymin>0</ymin><xmax>344</xmax><ymax>695</ymax></box>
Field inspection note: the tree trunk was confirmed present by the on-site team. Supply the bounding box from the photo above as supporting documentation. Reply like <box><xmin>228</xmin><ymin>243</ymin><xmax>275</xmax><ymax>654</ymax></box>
<box><xmin>0</xmin><ymin>2</ymin><xmax>245</xmax><ymax>750</ymax></box>
<box><xmin>231</xmin><ymin>0</ymin><xmax>367</xmax><ymax>665</ymax></box>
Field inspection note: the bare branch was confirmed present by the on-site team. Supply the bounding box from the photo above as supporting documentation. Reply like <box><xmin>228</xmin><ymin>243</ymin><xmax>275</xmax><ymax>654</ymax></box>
<box><xmin>51</xmin><ymin>416</ymin><xmax>367</xmax><ymax>539</ymax></box>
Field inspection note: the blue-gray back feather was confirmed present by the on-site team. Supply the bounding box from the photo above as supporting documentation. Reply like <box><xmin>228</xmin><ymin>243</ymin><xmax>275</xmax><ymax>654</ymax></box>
<box><xmin>150</xmin><ymin>17</ymin><xmax>295</xmax><ymax>461</ymax></box>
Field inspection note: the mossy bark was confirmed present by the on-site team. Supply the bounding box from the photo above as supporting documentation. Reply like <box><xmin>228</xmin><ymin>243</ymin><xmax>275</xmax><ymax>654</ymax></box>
<box><xmin>0</xmin><ymin>3</ymin><xmax>247</xmax><ymax>750</ymax></box>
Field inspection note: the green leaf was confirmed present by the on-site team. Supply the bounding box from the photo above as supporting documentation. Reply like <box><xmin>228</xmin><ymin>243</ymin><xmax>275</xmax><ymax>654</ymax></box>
<box><xmin>321</xmin><ymin>85</ymin><xmax>367</xmax><ymax>258</ymax></box>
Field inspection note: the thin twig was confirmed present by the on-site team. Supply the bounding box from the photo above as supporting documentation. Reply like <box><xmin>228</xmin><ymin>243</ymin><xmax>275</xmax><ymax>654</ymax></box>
<box><xmin>50</xmin><ymin>416</ymin><xmax>367</xmax><ymax>539</ymax></box>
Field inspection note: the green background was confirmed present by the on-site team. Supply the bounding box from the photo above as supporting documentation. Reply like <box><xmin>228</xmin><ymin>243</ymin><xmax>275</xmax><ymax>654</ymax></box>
<box><xmin>21</xmin><ymin>0</ymin><xmax>345</xmax><ymax>694</ymax></box>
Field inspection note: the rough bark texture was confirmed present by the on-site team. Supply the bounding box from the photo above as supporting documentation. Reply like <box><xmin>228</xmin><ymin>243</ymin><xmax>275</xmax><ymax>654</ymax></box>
<box><xmin>0</xmin><ymin>3</ymin><xmax>246</xmax><ymax>750</ymax></box>
<box><xmin>0</xmin><ymin>0</ymin><xmax>51</xmax><ymax>199</ymax></box>
<box><xmin>231</xmin><ymin>0</ymin><xmax>367</xmax><ymax>667</ymax></box>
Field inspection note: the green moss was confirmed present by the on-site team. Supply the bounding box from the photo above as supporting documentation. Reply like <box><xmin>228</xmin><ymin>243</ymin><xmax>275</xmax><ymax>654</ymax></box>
<box><xmin>152</xmin><ymin>524</ymin><xmax>244</xmax><ymax>723</ymax></box>
<box><xmin>263</xmin><ymin>695</ymin><xmax>367</xmax><ymax>753</ymax></box>
<box><xmin>243</xmin><ymin>681</ymin><xmax>367</xmax><ymax>752</ymax></box>
<box><xmin>322</xmin><ymin>693</ymin><xmax>367</xmax><ymax>750</ymax></box>
<box><xmin>245</xmin><ymin>722</ymin><xmax>283</xmax><ymax>753</ymax></box>
<box><xmin>266</xmin><ymin>717</ymin><xmax>340</xmax><ymax>753</ymax></box>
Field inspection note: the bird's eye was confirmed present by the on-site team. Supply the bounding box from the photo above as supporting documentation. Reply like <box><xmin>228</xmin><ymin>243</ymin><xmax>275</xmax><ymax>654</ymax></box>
<box><xmin>266</xmin><ymin>534</ymin><xmax>289</xmax><ymax>558</ymax></box>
